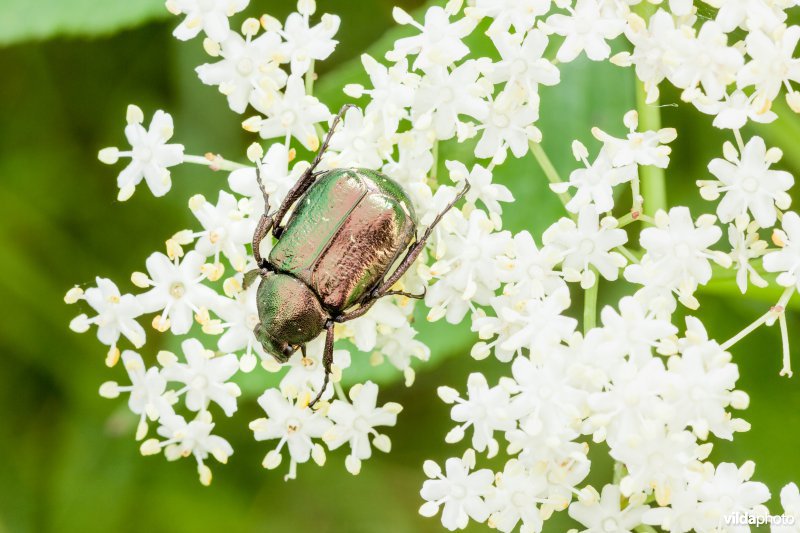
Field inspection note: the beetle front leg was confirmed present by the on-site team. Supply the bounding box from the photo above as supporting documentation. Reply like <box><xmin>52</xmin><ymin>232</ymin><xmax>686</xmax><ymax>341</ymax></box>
<box><xmin>252</xmin><ymin>161</ymin><xmax>276</xmax><ymax>268</ymax></box>
<box><xmin>308</xmin><ymin>321</ymin><xmax>335</xmax><ymax>409</ymax></box>
<box><xmin>252</xmin><ymin>212</ymin><xmax>274</xmax><ymax>268</ymax></box>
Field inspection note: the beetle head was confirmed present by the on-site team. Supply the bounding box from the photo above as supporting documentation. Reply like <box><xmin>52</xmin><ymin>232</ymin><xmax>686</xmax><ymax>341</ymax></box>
<box><xmin>253</xmin><ymin>273</ymin><xmax>328</xmax><ymax>363</ymax></box>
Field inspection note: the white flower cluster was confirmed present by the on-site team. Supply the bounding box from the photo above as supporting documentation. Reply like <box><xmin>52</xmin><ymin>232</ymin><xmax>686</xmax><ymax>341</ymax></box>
<box><xmin>71</xmin><ymin>0</ymin><xmax>424</xmax><ymax>483</ymax></box>
<box><xmin>70</xmin><ymin>0</ymin><xmax>800</xmax><ymax>529</ymax></box>
<box><xmin>401</xmin><ymin>0</ymin><xmax>800</xmax><ymax>531</ymax></box>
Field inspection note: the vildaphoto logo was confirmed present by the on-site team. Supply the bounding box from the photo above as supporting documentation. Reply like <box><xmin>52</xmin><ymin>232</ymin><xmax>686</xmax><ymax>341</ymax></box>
<box><xmin>722</xmin><ymin>513</ymin><xmax>796</xmax><ymax>527</ymax></box>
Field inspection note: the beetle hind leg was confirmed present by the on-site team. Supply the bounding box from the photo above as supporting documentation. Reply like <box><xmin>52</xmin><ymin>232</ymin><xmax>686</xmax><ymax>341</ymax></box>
<box><xmin>370</xmin><ymin>180</ymin><xmax>471</xmax><ymax>301</ymax></box>
<box><xmin>308</xmin><ymin>321</ymin><xmax>335</xmax><ymax>409</ymax></box>
<box><xmin>381</xmin><ymin>288</ymin><xmax>426</xmax><ymax>300</ymax></box>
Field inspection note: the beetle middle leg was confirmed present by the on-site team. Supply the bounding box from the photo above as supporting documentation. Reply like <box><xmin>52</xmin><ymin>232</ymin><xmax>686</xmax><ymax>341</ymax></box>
<box><xmin>271</xmin><ymin>104</ymin><xmax>355</xmax><ymax>238</ymax></box>
<box><xmin>308</xmin><ymin>320</ymin><xmax>335</xmax><ymax>409</ymax></box>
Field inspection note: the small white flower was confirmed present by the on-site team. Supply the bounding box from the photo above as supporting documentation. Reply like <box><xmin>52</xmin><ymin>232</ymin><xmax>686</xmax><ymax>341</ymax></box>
<box><xmin>559</xmin><ymin>148</ymin><xmax>636</xmax><ymax>214</ymax></box>
<box><xmin>342</xmin><ymin>297</ymin><xmax>408</xmax><ymax>353</ymax></box>
<box><xmin>323</xmin><ymin>381</ymin><xmax>399</xmax><ymax>474</ymax></box>
<box><xmin>764</xmin><ymin>211</ymin><xmax>800</xmax><ymax>290</ymax></box>
<box><xmin>622</xmin><ymin>9</ymin><xmax>678</xmax><ymax>104</ymax></box>
<box><xmin>774</xmin><ymin>483</ymin><xmax>800</xmax><ymax>532</ymax></box>
<box><xmin>229</xmin><ymin>142</ymin><xmax>307</xmax><ymax>213</ymax></box>
<box><xmin>669</xmin><ymin>21</ymin><xmax>743</xmax><ymax>102</ymax></box>
<box><xmin>705</xmin><ymin>137</ymin><xmax>793</xmax><ymax>228</ymax></box>
<box><xmin>488</xmin><ymin>29</ymin><xmax>560</xmax><ymax>101</ymax></box>
<box><xmin>485</xmin><ymin>460</ymin><xmax>547</xmax><ymax>533</ymax></box>
<box><xmin>591</xmin><ymin>110</ymin><xmax>676</xmax><ymax>169</ymax></box>
<box><xmin>211</xmin><ymin>282</ymin><xmax>264</xmax><ymax>370</ymax></box>
<box><xmin>411</xmin><ymin>60</ymin><xmax>490</xmax><ymax>140</ymax></box>
<box><xmin>545</xmin><ymin>0</ymin><xmax>625</xmax><ymax>62</ymax></box>
<box><xmin>190</xmin><ymin>190</ymin><xmax>252</xmax><ymax>271</ymax></box>
<box><xmin>382</xmin><ymin>131</ymin><xmax>435</xmax><ymax>186</ymax></box>
<box><xmin>472</xmin><ymin>287</ymin><xmax>577</xmax><ymax>361</ymax></box>
<box><xmin>373</xmin><ymin>321</ymin><xmax>431</xmax><ymax>378</ymax></box>
<box><xmin>161</xmin><ymin>338</ymin><xmax>241</xmax><ymax>416</ymax></box>
<box><xmin>250</xmin><ymin>389</ymin><xmax>332</xmax><ymax>479</ymax></box>
<box><xmin>196</xmin><ymin>30</ymin><xmax>286</xmax><ymax>114</ymax></box>
<box><xmin>568</xmin><ymin>484</ymin><xmax>648</xmax><ymax>533</ymax></box>
<box><xmin>495</xmin><ymin>230</ymin><xmax>565</xmax><ymax>298</ymax></box>
<box><xmin>279</xmin><ymin>334</ymin><xmax>350</xmax><ymax>400</ymax></box>
<box><xmin>69</xmin><ymin>277</ymin><xmax>145</xmax><ymax>352</ymax></box>
<box><xmin>325</xmin><ymin>106</ymin><xmax>385</xmax><ymax>169</ymax></box>
<box><xmin>443</xmin><ymin>373</ymin><xmax>515</xmax><ymax>456</ymax></box>
<box><xmin>474</xmin><ymin>90</ymin><xmax>540</xmax><ymax>162</ymax></box>
<box><xmin>426</xmin><ymin>210</ymin><xmax>511</xmax><ymax>323</ymax></box>
<box><xmin>251</xmin><ymin>75</ymin><xmax>330</xmax><ymax>150</ymax></box>
<box><xmin>728</xmin><ymin>218</ymin><xmax>769</xmax><ymax>294</ymax></box>
<box><xmin>388</xmin><ymin>6</ymin><xmax>478</xmax><ymax>72</ymax></box>
<box><xmin>598</xmin><ymin>296</ymin><xmax>678</xmax><ymax>364</ymax></box>
<box><xmin>145</xmin><ymin>411</ymin><xmax>233</xmax><ymax>485</ymax></box>
<box><xmin>508</xmin><ymin>353</ymin><xmax>586</xmax><ymax>431</ymax></box>
<box><xmin>350</xmin><ymin>55</ymin><xmax>418</xmax><ymax>137</ymax></box>
<box><xmin>696</xmin><ymin>462</ymin><xmax>771</xmax><ymax>527</ymax></box>
<box><xmin>476</xmin><ymin>0</ymin><xmax>550</xmax><ymax>33</ymax></box>
<box><xmin>695</xmin><ymin>90</ymin><xmax>778</xmax><ymax>130</ymax></box>
<box><xmin>445</xmin><ymin>160</ymin><xmax>513</xmax><ymax>215</ymax></box>
<box><xmin>635</xmin><ymin>206</ymin><xmax>725</xmax><ymax>290</ymax></box>
<box><xmin>419</xmin><ymin>451</ymin><xmax>494</xmax><ymax>531</ymax></box>
<box><xmin>612</xmin><ymin>427</ymin><xmax>703</xmax><ymax>506</ymax></box>
<box><xmin>167</xmin><ymin>0</ymin><xmax>248</xmax><ymax>42</ymax></box>
<box><xmin>543</xmin><ymin>206</ymin><xmax>628</xmax><ymax>287</ymax></box>
<box><xmin>665</xmin><ymin>341</ymin><xmax>743</xmax><ymax>440</ymax></box>
<box><xmin>739</xmin><ymin>27</ymin><xmax>800</xmax><ymax>103</ymax></box>
<box><xmin>105</xmin><ymin>351</ymin><xmax>174</xmax><ymax>439</ymax></box>
<box><xmin>100</xmin><ymin>106</ymin><xmax>184</xmax><ymax>201</ymax></box>
<box><xmin>136</xmin><ymin>251</ymin><xmax>220</xmax><ymax>334</ymax></box>
<box><xmin>279</xmin><ymin>11</ymin><xmax>340</xmax><ymax>75</ymax></box>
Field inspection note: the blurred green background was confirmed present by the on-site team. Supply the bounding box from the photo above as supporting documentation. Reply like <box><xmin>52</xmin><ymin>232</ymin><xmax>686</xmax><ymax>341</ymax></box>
<box><xmin>1</xmin><ymin>1</ymin><xmax>799</xmax><ymax>532</ymax></box>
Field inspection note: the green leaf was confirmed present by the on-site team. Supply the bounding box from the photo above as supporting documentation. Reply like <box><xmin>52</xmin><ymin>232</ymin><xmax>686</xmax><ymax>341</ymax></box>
<box><xmin>0</xmin><ymin>0</ymin><xmax>169</xmax><ymax>46</ymax></box>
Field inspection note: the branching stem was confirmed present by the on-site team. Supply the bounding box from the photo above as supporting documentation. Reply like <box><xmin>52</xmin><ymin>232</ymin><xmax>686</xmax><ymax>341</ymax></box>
<box><xmin>182</xmin><ymin>154</ymin><xmax>248</xmax><ymax>171</ymax></box>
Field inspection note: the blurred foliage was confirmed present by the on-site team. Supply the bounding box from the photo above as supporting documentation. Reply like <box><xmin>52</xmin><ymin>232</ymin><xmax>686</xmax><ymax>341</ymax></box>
<box><xmin>0</xmin><ymin>0</ymin><xmax>168</xmax><ymax>46</ymax></box>
<box><xmin>1</xmin><ymin>1</ymin><xmax>799</xmax><ymax>532</ymax></box>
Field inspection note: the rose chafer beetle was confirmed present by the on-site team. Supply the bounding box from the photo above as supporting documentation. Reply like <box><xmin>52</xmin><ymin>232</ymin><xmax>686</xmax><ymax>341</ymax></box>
<box><xmin>247</xmin><ymin>105</ymin><xmax>469</xmax><ymax>407</ymax></box>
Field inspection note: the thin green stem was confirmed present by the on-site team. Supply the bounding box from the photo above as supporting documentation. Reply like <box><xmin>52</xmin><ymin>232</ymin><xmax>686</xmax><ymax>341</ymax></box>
<box><xmin>305</xmin><ymin>59</ymin><xmax>316</xmax><ymax>95</ymax></box>
<box><xmin>305</xmin><ymin>59</ymin><xmax>326</xmax><ymax>141</ymax></box>
<box><xmin>635</xmin><ymin>81</ymin><xmax>668</xmax><ymax>219</ymax></box>
<box><xmin>333</xmin><ymin>381</ymin><xmax>348</xmax><ymax>403</ymax></box>
<box><xmin>529</xmin><ymin>141</ymin><xmax>574</xmax><ymax>218</ymax></box>
<box><xmin>584</xmin><ymin>274</ymin><xmax>599</xmax><ymax>334</ymax></box>
<box><xmin>720</xmin><ymin>287</ymin><xmax>794</xmax><ymax>351</ymax></box>
<box><xmin>182</xmin><ymin>154</ymin><xmax>248</xmax><ymax>171</ymax></box>
<box><xmin>613</xmin><ymin>461</ymin><xmax>626</xmax><ymax>483</ymax></box>
<box><xmin>634</xmin><ymin>526</ymin><xmax>658</xmax><ymax>533</ymax></box>
<box><xmin>616</xmin><ymin>245</ymin><xmax>641</xmax><ymax>264</ymax></box>
<box><xmin>617</xmin><ymin>211</ymin><xmax>654</xmax><ymax>228</ymax></box>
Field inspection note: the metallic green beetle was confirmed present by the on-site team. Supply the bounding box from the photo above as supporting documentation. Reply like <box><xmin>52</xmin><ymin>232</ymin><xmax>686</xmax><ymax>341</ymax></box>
<box><xmin>249</xmin><ymin>105</ymin><xmax>469</xmax><ymax>407</ymax></box>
